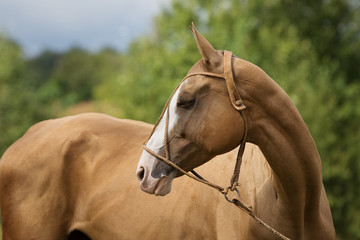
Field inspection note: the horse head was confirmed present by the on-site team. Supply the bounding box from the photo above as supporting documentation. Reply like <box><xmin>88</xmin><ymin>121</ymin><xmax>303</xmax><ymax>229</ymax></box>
<box><xmin>136</xmin><ymin>24</ymin><xmax>246</xmax><ymax>196</ymax></box>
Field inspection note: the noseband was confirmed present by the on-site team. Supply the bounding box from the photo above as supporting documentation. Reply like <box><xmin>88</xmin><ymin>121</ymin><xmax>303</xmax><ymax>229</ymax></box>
<box><xmin>143</xmin><ymin>51</ymin><xmax>247</xmax><ymax>193</ymax></box>
<box><xmin>142</xmin><ymin>50</ymin><xmax>290</xmax><ymax>240</ymax></box>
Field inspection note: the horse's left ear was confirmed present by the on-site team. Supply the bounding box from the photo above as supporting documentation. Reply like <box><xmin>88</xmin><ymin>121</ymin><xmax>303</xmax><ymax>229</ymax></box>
<box><xmin>189</xmin><ymin>22</ymin><xmax>222</xmax><ymax>66</ymax></box>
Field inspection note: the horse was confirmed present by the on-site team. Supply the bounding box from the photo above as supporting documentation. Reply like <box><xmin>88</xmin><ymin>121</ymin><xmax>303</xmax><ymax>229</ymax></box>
<box><xmin>0</xmin><ymin>112</ymin><xmax>266</xmax><ymax>239</ymax></box>
<box><xmin>0</xmin><ymin>113</ymin><xmax>258</xmax><ymax>240</ymax></box>
<box><xmin>137</xmin><ymin>23</ymin><xmax>336</xmax><ymax>239</ymax></box>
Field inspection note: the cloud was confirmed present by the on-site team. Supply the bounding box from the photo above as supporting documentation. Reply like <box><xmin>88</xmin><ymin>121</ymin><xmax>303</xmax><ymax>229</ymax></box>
<box><xmin>0</xmin><ymin>0</ymin><xmax>170</xmax><ymax>56</ymax></box>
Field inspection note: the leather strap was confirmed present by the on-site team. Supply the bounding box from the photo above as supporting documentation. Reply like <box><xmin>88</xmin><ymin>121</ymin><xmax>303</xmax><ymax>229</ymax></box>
<box><xmin>223</xmin><ymin>51</ymin><xmax>246</xmax><ymax>111</ymax></box>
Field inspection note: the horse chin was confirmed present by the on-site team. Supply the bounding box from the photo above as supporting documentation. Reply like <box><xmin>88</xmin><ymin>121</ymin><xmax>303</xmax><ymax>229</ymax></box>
<box><xmin>139</xmin><ymin>172</ymin><xmax>175</xmax><ymax>196</ymax></box>
<box><xmin>154</xmin><ymin>176</ymin><xmax>173</xmax><ymax>196</ymax></box>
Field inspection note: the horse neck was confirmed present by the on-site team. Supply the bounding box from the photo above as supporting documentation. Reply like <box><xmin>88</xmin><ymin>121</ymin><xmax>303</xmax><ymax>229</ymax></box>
<box><xmin>235</xmin><ymin>59</ymin><xmax>323</xmax><ymax>208</ymax></box>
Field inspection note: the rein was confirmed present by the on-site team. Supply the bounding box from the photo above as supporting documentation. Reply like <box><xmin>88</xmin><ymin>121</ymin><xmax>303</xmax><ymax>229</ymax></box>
<box><xmin>142</xmin><ymin>51</ymin><xmax>290</xmax><ymax>240</ymax></box>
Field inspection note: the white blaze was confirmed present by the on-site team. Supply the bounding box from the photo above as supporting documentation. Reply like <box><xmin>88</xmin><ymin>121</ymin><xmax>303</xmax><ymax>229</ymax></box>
<box><xmin>146</xmin><ymin>87</ymin><xmax>180</xmax><ymax>150</ymax></box>
<box><xmin>137</xmin><ymin>83</ymin><xmax>182</xmax><ymax>175</ymax></box>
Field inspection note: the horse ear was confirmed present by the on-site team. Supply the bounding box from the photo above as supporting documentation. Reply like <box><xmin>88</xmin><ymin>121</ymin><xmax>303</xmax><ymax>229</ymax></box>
<box><xmin>189</xmin><ymin>22</ymin><xmax>222</xmax><ymax>66</ymax></box>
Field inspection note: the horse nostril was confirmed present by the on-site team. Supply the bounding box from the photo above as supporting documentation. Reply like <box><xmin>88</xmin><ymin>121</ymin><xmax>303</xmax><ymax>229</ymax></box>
<box><xmin>137</xmin><ymin>167</ymin><xmax>145</xmax><ymax>181</ymax></box>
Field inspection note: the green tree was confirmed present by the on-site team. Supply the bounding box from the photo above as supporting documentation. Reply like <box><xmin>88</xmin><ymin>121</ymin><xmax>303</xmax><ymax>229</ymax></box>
<box><xmin>0</xmin><ymin>36</ymin><xmax>48</xmax><ymax>156</ymax></box>
<box><xmin>95</xmin><ymin>2</ymin><xmax>200</xmax><ymax>122</ymax></box>
<box><xmin>37</xmin><ymin>47</ymin><xmax>123</xmax><ymax>110</ymax></box>
<box><xmin>46</xmin><ymin>47</ymin><xmax>97</xmax><ymax>106</ymax></box>
<box><xmin>26</xmin><ymin>50</ymin><xmax>62</xmax><ymax>89</ymax></box>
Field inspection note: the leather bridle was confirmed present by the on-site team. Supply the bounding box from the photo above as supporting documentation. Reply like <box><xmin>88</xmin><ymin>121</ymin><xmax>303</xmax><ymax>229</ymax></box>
<box><xmin>142</xmin><ymin>50</ymin><xmax>291</xmax><ymax>240</ymax></box>
<box><xmin>142</xmin><ymin>50</ymin><xmax>247</xmax><ymax>193</ymax></box>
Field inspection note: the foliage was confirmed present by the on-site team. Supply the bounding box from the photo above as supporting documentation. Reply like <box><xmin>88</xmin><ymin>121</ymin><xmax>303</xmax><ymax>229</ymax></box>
<box><xmin>0</xmin><ymin>40</ymin><xmax>124</xmax><ymax>156</ymax></box>
<box><xmin>0</xmin><ymin>36</ymin><xmax>48</xmax><ymax>155</ymax></box>
<box><xmin>0</xmin><ymin>0</ymin><xmax>359</xmax><ymax>238</ymax></box>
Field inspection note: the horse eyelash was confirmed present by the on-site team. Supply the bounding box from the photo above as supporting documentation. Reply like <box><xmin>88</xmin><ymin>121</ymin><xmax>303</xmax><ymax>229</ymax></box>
<box><xmin>177</xmin><ymin>99</ymin><xmax>195</xmax><ymax>109</ymax></box>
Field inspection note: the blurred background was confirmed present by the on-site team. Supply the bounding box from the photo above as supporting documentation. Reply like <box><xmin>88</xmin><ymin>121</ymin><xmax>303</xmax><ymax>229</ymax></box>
<box><xmin>0</xmin><ymin>0</ymin><xmax>359</xmax><ymax>239</ymax></box>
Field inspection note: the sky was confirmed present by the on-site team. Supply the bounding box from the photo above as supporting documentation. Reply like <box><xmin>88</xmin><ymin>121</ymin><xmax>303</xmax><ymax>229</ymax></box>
<box><xmin>0</xmin><ymin>0</ymin><xmax>170</xmax><ymax>57</ymax></box>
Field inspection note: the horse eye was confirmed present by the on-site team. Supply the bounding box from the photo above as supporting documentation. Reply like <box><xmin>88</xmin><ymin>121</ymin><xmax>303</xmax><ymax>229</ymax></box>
<box><xmin>177</xmin><ymin>99</ymin><xmax>195</xmax><ymax>109</ymax></box>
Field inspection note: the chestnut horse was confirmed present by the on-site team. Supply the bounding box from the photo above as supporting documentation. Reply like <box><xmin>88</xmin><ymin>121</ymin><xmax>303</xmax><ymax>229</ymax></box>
<box><xmin>0</xmin><ymin>113</ymin><xmax>252</xmax><ymax>239</ymax></box>
<box><xmin>137</xmin><ymin>24</ymin><xmax>335</xmax><ymax>239</ymax></box>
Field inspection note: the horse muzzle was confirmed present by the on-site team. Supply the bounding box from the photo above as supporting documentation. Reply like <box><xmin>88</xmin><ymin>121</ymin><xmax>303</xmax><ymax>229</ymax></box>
<box><xmin>136</xmin><ymin>150</ymin><xmax>175</xmax><ymax>196</ymax></box>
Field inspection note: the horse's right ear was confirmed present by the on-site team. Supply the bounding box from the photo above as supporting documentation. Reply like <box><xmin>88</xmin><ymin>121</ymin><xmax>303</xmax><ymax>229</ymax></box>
<box><xmin>189</xmin><ymin>22</ymin><xmax>222</xmax><ymax>66</ymax></box>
